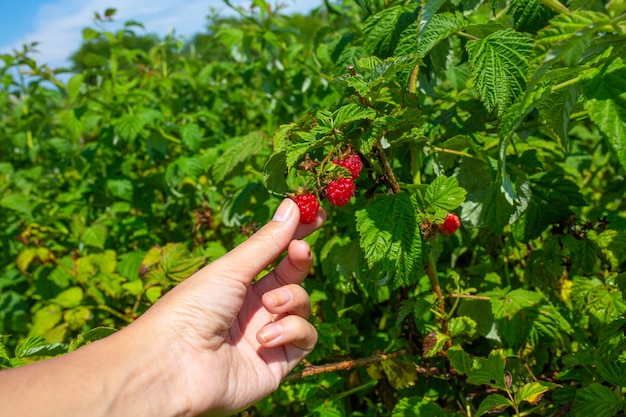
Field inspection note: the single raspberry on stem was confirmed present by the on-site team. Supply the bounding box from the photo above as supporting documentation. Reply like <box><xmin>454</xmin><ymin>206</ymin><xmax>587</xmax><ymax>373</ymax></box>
<box><xmin>326</xmin><ymin>177</ymin><xmax>356</xmax><ymax>207</ymax></box>
<box><xmin>439</xmin><ymin>213</ymin><xmax>461</xmax><ymax>235</ymax></box>
<box><xmin>291</xmin><ymin>193</ymin><xmax>320</xmax><ymax>224</ymax></box>
<box><xmin>332</xmin><ymin>154</ymin><xmax>363</xmax><ymax>179</ymax></box>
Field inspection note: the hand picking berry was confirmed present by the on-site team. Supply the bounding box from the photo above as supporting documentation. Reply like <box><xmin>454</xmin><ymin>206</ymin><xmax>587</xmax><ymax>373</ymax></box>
<box><xmin>326</xmin><ymin>177</ymin><xmax>356</xmax><ymax>207</ymax></box>
<box><xmin>291</xmin><ymin>194</ymin><xmax>320</xmax><ymax>224</ymax></box>
<box><xmin>332</xmin><ymin>154</ymin><xmax>363</xmax><ymax>179</ymax></box>
<box><xmin>439</xmin><ymin>213</ymin><xmax>461</xmax><ymax>235</ymax></box>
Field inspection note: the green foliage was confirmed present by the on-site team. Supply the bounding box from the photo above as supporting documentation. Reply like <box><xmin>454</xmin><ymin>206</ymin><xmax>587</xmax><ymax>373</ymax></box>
<box><xmin>2</xmin><ymin>0</ymin><xmax>626</xmax><ymax>416</ymax></box>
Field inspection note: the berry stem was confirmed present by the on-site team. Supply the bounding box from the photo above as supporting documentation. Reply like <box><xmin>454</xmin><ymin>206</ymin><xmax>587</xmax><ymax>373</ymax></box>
<box><xmin>375</xmin><ymin>142</ymin><xmax>401</xmax><ymax>194</ymax></box>
<box><xmin>426</xmin><ymin>251</ymin><xmax>452</xmax><ymax>349</ymax></box>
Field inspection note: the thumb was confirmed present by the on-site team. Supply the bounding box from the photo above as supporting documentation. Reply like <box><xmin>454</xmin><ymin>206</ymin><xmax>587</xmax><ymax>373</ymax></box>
<box><xmin>215</xmin><ymin>199</ymin><xmax>300</xmax><ymax>284</ymax></box>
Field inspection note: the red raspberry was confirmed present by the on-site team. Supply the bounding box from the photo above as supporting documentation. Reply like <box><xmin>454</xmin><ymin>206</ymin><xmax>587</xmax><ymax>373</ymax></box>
<box><xmin>326</xmin><ymin>177</ymin><xmax>356</xmax><ymax>207</ymax></box>
<box><xmin>439</xmin><ymin>213</ymin><xmax>461</xmax><ymax>235</ymax></box>
<box><xmin>291</xmin><ymin>194</ymin><xmax>320</xmax><ymax>224</ymax></box>
<box><xmin>332</xmin><ymin>154</ymin><xmax>363</xmax><ymax>179</ymax></box>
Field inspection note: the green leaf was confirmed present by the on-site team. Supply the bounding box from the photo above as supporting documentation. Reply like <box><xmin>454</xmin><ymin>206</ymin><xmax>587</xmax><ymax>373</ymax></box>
<box><xmin>263</xmin><ymin>152</ymin><xmax>288</xmax><ymax>196</ymax></box>
<box><xmin>466</xmin><ymin>29</ymin><xmax>534</xmax><ymax>115</ymax></box>
<box><xmin>116</xmin><ymin>114</ymin><xmax>145</xmax><ymax>142</ymax></box>
<box><xmin>424</xmin><ymin>175</ymin><xmax>467</xmax><ymax>212</ymax></box>
<box><xmin>66</xmin><ymin>73</ymin><xmax>84</xmax><ymax>101</ymax></box>
<box><xmin>447</xmin><ymin>346</ymin><xmax>474</xmax><ymax>375</ymax></box>
<box><xmin>537</xmin><ymin>81</ymin><xmax>578</xmax><ymax>149</ymax></box>
<box><xmin>417</xmin><ymin>12</ymin><xmax>466</xmax><ymax>58</ymax></box>
<box><xmin>487</xmin><ymin>288</ymin><xmax>544</xmax><ymax>320</ymax></box>
<box><xmin>535</xmin><ymin>10</ymin><xmax>610</xmax><ymax>66</ymax></box>
<box><xmin>0</xmin><ymin>340</ymin><xmax>11</xmax><ymax>369</ymax></box>
<box><xmin>212</xmin><ymin>131</ymin><xmax>265</xmax><ymax>183</ymax></box>
<box><xmin>512</xmin><ymin>171</ymin><xmax>586</xmax><ymax>242</ymax></box>
<box><xmin>595</xmin><ymin>358</ymin><xmax>626</xmax><ymax>387</ymax></box>
<box><xmin>0</xmin><ymin>193</ymin><xmax>32</xmax><ymax>217</ymax></box>
<box><xmin>467</xmin><ymin>349</ymin><xmax>508</xmax><ymax>390</ymax></box>
<box><xmin>180</xmin><ymin>122</ymin><xmax>203</xmax><ymax>152</ymax></box>
<box><xmin>15</xmin><ymin>336</ymin><xmax>66</xmax><ymax>358</ymax></box>
<box><xmin>81</xmin><ymin>28</ymin><xmax>100</xmax><ymax>41</ymax></box>
<box><xmin>81</xmin><ymin>223</ymin><xmax>108</xmax><ymax>249</ymax></box>
<box><xmin>515</xmin><ymin>381</ymin><xmax>553</xmax><ymax>405</ymax></box>
<box><xmin>392</xmin><ymin>397</ymin><xmax>449</xmax><ymax>417</ymax></box>
<box><xmin>53</xmin><ymin>287</ymin><xmax>84</xmax><ymax>309</ymax></box>
<box><xmin>106</xmin><ymin>178</ymin><xmax>134</xmax><ymax>201</ymax></box>
<box><xmin>449</xmin><ymin>316</ymin><xmax>477</xmax><ymax>338</ymax></box>
<box><xmin>583</xmin><ymin>58</ymin><xmax>626</xmax><ymax>170</ymax></box>
<box><xmin>570</xmin><ymin>383</ymin><xmax>623</xmax><ymax>417</ymax></box>
<box><xmin>332</xmin><ymin>103</ymin><xmax>376</xmax><ymax>127</ymax></box>
<box><xmin>475</xmin><ymin>394</ymin><xmax>513</xmax><ymax>416</ymax></box>
<box><xmin>68</xmin><ymin>327</ymin><xmax>117</xmax><ymax>352</ymax></box>
<box><xmin>355</xmin><ymin>193</ymin><xmax>424</xmax><ymax>288</ymax></box>
<box><xmin>160</xmin><ymin>243</ymin><xmax>205</xmax><ymax>282</ymax></box>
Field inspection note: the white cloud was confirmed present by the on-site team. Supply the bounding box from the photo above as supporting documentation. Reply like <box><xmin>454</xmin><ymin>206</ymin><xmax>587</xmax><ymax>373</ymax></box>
<box><xmin>1</xmin><ymin>0</ymin><xmax>318</xmax><ymax>69</ymax></box>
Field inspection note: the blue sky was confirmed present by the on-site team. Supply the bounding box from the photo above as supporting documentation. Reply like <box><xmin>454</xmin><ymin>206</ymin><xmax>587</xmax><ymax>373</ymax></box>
<box><xmin>1</xmin><ymin>0</ymin><xmax>320</xmax><ymax>69</ymax></box>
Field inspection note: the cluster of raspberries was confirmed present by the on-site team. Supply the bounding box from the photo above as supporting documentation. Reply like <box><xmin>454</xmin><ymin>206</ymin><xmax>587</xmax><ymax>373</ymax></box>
<box><xmin>291</xmin><ymin>154</ymin><xmax>363</xmax><ymax>224</ymax></box>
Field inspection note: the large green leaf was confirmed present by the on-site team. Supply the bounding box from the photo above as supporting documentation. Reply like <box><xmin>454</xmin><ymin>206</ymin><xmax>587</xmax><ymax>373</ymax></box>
<box><xmin>466</xmin><ymin>29</ymin><xmax>534</xmax><ymax>115</ymax></box>
<box><xmin>570</xmin><ymin>383</ymin><xmax>624</xmax><ymax>417</ymax></box>
<box><xmin>355</xmin><ymin>193</ymin><xmax>424</xmax><ymax>288</ymax></box>
<box><xmin>424</xmin><ymin>175</ymin><xmax>467</xmax><ymax>212</ymax></box>
<box><xmin>583</xmin><ymin>57</ymin><xmax>626</xmax><ymax>169</ymax></box>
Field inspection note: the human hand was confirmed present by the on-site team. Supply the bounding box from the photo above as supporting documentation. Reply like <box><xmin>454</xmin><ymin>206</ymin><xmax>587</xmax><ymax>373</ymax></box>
<box><xmin>129</xmin><ymin>199</ymin><xmax>325</xmax><ymax>416</ymax></box>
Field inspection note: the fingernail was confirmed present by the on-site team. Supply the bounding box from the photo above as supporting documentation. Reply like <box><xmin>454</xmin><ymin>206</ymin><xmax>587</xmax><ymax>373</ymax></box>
<box><xmin>272</xmin><ymin>199</ymin><xmax>293</xmax><ymax>222</ymax></box>
<box><xmin>267</xmin><ymin>289</ymin><xmax>292</xmax><ymax>307</ymax></box>
<box><xmin>258</xmin><ymin>323</ymin><xmax>283</xmax><ymax>343</ymax></box>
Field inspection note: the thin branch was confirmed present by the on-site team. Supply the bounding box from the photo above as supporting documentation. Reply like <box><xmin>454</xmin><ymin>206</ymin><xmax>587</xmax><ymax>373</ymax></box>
<box><xmin>450</xmin><ymin>293</ymin><xmax>490</xmax><ymax>301</ymax></box>
<box><xmin>283</xmin><ymin>349</ymin><xmax>408</xmax><ymax>382</ymax></box>
<box><xmin>375</xmin><ymin>142</ymin><xmax>401</xmax><ymax>194</ymax></box>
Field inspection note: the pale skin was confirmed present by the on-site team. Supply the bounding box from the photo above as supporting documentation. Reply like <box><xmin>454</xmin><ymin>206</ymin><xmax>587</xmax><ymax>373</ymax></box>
<box><xmin>0</xmin><ymin>199</ymin><xmax>325</xmax><ymax>417</ymax></box>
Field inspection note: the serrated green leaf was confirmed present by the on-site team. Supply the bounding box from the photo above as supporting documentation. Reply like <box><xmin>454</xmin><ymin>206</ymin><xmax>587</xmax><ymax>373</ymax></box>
<box><xmin>595</xmin><ymin>358</ymin><xmax>626</xmax><ymax>387</ymax></box>
<box><xmin>332</xmin><ymin>103</ymin><xmax>376</xmax><ymax>127</ymax></box>
<box><xmin>537</xmin><ymin>83</ymin><xmax>578</xmax><ymax>149</ymax></box>
<box><xmin>535</xmin><ymin>11</ymin><xmax>610</xmax><ymax>66</ymax></box>
<box><xmin>448</xmin><ymin>346</ymin><xmax>474</xmax><ymax>375</ymax></box>
<box><xmin>160</xmin><ymin>243</ymin><xmax>205</xmax><ymax>282</ymax></box>
<box><xmin>583</xmin><ymin>58</ymin><xmax>626</xmax><ymax>169</ymax></box>
<box><xmin>355</xmin><ymin>193</ymin><xmax>424</xmax><ymax>288</ymax></box>
<box><xmin>570</xmin><ymin>383</ymin><xmax>623</xmax><ymax>417</ymax></box>
<box><xmin>82</xmin><ymin>27</ymin><xmax>100</xmax><ymax>41</ymax></box>
<box><xmin>116</xmin><ymin>114</ymin><xmax>145</xmax><ymax>142</ymax></box>
<box><xmin>68</xmin><ymin>327</ymin><xmax>117</xmax><ymax>352</ymax></box>
<box><xmin>425</xmin><ymin>175</ymin><xmax>467</xmax><ymax>211</ymax></box>
<box><xmin>180</xmin><ymin>122</ymin><xmax>203</xmax><ymax>152</ymax></box>
<box><xmin>15</xmin><ymin>336</ymin><xmax>66</xmax><ymax>358</ymax></box>
<box><xmin>0</xmin><ymin>340</ymin><xmax>11</xmax><ymax>369</ymax></box>
<box><xmin>81</xmin><ymin>223</ymin><xmax>108</xmax><ymax>249</ymax></box>
<box><xmin>476</xmin><ymin>394</ymin><xmax>513</xmax><ymax>416</ymax></box>
<box><xmin>487</xmin><ymin>288</ymin><xmax>544</xmax><ymax>320</ymax></box>
<box><xmin>449</xmin><ymin>316</ymin><xmax>477</xmax><ymax>338</ymax></box>
<box><xmin>512</xmin><ymin>171</ymin><xmax>586</xmax><ymax>242</ymax></box>
<box><xmin>467</xmin><ymin>29</ymin><xmax>534</xmax><ymax>115</ymax></box>
<box><xmin>597</xmin><ymin>230</ymin><xmax>626</xmax><ymax>270</ymax></box>
<box><xmin>418</xmin><ymin>12</ymin><xmax>466</xmax><ymax>58</ymax></box>
<box><xmin>467</xmin><ymin>349</ymin><xmax>508</xmax><ymax>390</ymax></box>
<box><xmin>212</xmin><ymin>131</ymin><xmax>265</xmax><ymax>183</ymax></box>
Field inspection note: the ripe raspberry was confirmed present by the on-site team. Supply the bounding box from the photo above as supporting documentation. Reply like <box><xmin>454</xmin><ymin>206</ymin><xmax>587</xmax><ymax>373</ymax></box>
<box><xmin>439</xmin><ymin>213</ymin><xmax>461</xmax><ymax>235</ymax></box>
<box><xmin>291</xmin><ymin>194</ymin><xmax>320</xmax><ymax>224</ymax></box>
<box><xmin>332</xmin><ymin>154</ymin><xmax>363</xmax><ymax>179</ymax></box>
<box><xmin>326</xmin><ymin>177</ymin><xmax>356</xmax><ymax>207</ymax></box>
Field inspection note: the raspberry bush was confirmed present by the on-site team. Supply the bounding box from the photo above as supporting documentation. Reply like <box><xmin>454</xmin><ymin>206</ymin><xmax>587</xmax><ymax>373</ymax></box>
<box><xmin>1</xmin><ymin>1</ymin><xmax>626</xmax><ymax>416</ymax></box>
